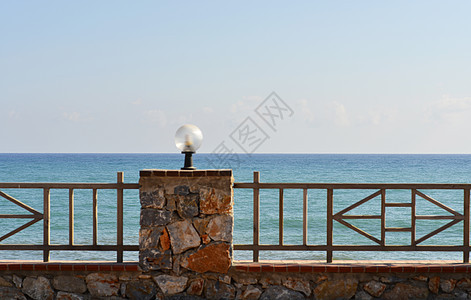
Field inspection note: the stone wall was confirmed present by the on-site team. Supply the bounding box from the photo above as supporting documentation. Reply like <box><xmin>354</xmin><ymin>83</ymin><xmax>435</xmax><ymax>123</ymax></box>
<box><xmin>139</xmin><ymin>169</ymin><xmax>234</xmax><ymax>274</ymax></box>
<box><xmin>3</xmin><ymin>266</ymin><xmax>471</xmax><ymax>299</ymax></box>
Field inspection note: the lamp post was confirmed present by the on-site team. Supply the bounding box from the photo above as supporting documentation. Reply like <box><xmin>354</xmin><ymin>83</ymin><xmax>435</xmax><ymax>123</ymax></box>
<box><xmin>175</xmin><ymin>124</ymin><xmax>203</xmax><ymax>170</ymax></box>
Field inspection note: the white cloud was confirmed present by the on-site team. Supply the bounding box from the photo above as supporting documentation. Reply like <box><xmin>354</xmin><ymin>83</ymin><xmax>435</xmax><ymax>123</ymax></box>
<box><xmin>242</xmin><ymin>95</ymin><xmax>263</xmax><ymax>102</ymax></box>
<box><xmin>298</xmin><ymin>99</ymin><xmax>315</xmax><ymax>123</ymax></box>
<box><xmin>131</xmin><ymin>98</ymin><xmax>142</xmax><ymax>105</ymax></box>
<box><xmin>427</xmin><ymin>95</ymin><xmax>471</xmax><ymax>126</ymax></box>
<box><xmin>231</xmin><ymin>96</ymin><xmax>263</xmax><ymax>114</ymax></box>
<box><xmin>62</xmin><ymin>112</ymin><xmax>83</xmax><ymax>122</ymax></box>
<box><xmin>203</xmin><ymin>107</ymin><xmax>214</xmax><ymax>113</ymax></box>
<box><xmin>333</xmin><ymin>102</ymin><xmax>350</xmax><ymax>127</ymax></box>
<box><xmin>8</xmin><ymin>110</ymin><xmax>19</xmax><ymax>119</ymax></box>
<box><xmin>144</xmin><ymin>109</ymin><xmax>167</xmax><ymax>127</ymax></box>
<box><xmin>360</xmin><ymin>108</ymin><xmax>398</xmax><ymax>126</ymax></box>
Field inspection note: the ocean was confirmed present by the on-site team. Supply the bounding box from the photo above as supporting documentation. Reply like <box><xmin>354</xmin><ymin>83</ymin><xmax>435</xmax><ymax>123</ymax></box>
<box><xmin>1</xmin><ymin>153</ymin><xmax>471</xmax><ymax>262</ymax></box>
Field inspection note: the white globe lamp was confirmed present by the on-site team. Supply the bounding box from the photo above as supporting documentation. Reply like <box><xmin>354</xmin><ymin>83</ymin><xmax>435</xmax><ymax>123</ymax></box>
<box><xmin>175</xmin><ymin>124</ymin><xmax>203</xmax><ymax>170</ymax></box>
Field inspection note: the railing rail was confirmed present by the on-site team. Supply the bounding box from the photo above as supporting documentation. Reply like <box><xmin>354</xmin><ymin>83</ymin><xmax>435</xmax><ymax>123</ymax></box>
<box><xmin>233</xmin><ymin>171</ymin><xmax>471</xmax><ymax>263</ymax></box>
<box><xmin>0</xmin><ymin>172</ymin><xmax>139</xmax><ymax>262</ymax></box>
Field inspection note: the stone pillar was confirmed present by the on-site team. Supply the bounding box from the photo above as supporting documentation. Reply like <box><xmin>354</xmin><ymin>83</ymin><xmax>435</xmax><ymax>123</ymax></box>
<box><xmin>139</xmin><ymin>169</ymin><xmax>234</xmax><ymax>274</ymax></box>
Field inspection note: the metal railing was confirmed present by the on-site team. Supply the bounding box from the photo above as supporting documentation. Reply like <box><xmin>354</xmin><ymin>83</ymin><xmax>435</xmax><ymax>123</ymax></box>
<box><xmin>3</xmin><ymin>170</ymin><xmax>471</xmax><ymax>263</ymax></box>
<box><xmin>233</xmin><ymin>171</ymin><xmax>471</xmax><ymax>263</ymax></box>
<box><xmin>0</xmin><ymin>172</ymin><xmax>139</xmax><ymax>262</ymax></box>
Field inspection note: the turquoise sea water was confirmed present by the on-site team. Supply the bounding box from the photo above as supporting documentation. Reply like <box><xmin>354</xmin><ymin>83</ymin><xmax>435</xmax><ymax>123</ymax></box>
<box><xmin>1</xmin><ymin>153</ymin><xmax>471</xmax><ymax>262</ymax></box>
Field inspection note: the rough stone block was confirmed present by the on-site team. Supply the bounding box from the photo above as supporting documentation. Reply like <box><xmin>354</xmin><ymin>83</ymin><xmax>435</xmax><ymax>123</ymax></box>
<box><xmin>187</xmin><ymin>278</ymin><xmax>204</xmax><ymax>296</ymax></box>
<box><xmin>363</xmin><ymin>280</ymin><xmax>386</xmax><ymax>298</ymax></box>
<box><xmin>193</xmin><ymin>218</ymin><xmax>210</xmax><ymax>235</ymax></box>
<box><xmin>382</xmin><ymin>282</ymin><xmax>429</xmax><ymax>300</ymax></box>
<box><xmin>85</xmin><ymin>273</ymin><xmax>120</xmax><ymax>298</ymax></box>
<box><xmin>167</xmin><ymin>220</ymin><xmax>201</xmax><ymax>254</ymax></box>
<box><xmin>140</xmin><ymin>189</ymin><xmax>166</xmax><ymax>209</ymax></box>
<box><xmin>160</xmin><ymin>227</ymin><xmax>171</xmax><ymax>251</ymax></box>
<box><xmin>313</xmin><ymin>279</ymin><xmax>358</xmax><ymax>300</ymax></box>
<box><xmin>56</xmin><ymin>291</ymin><xmax>86</xmax><ymax>300</ymax></box>
<box><xmin>355</xmin><ymin>290</ymin><xmax>373</xmax><ymax>300</ymax></box>
<box><xmin>139</xmin><ymin>249</ymin><xmax>172</xmax><ymax>271</ymax></box>
<box><xmin>153</xmin><ymin>275</ymin><xmax>188</xmax><ymax>295</ymax></box>
<box><xmin>139</xmin><ymin>227</ymin><xmax>165</xmax><ymax>250</ymax></box>
<box><xmin>456</xmin><ymin>278</ymin><xmax>471</xmax><ymax>290</ymax></box>
<box><xmin>204</xmin><ymin>280</ymin><xmax>235</xmax><ymax>300</ymax></box>
<box><xmin>260</xmin><ymin>276</ymin><xmax>282</xmax><ymax>289</ymax></box>
<box><xmin>199</xmin><ymin>187</ymin><xmax>232</xmax><ymax>215</ymax></box>
<box><xmin>140</xmin><ymin>209</ymin><xmax>175</xmax><ymax>227</ymax></box>
<box><xmin>441</xmin><ymin>278</ymin><xmax>457</xmax><ymax>293</ymax></box>
<box><xmin>429</xmin><ymin>276</ymin><xmax>440</xmax><ymax>294</ymax></box>
<box><xmin>260</xmin><ymin>285</ymin><xmax>304</xmax><ymax>300</ymax></box>
<box><xmin>0</xmin><ymin>287</ymin><xmax>27</xmax><ymax>300</ymax></box>
<box><xmin>22</xmin><ymin>276</ymin><xmax>54</xmax><ymax>300</ymax></box>
<box><xmin>240</xmin><ymin>285</ymin><xmax>262</xmax><ymax>300</ymax></box>
<box><xmin>282</xmin><ymin>277</ymin><xmax>310</xmax><ymax>296</ymax></box>
<box><xmin>52</xmin><ymin>275</ymin><xmax>87</xmax><ymax>294</ymax></box>
<box><xmin>125</xmin><ymin>280</ymin><xmax>157</xmax><ymax>300</ymax></box>
<box><xmin>182</xmin><ymin>243</ymin><xmax>231</xmax><ymax>273</ymax></box>
<box><xmin>13</xmin><ymin>275</ymin><xmax>23</xmax><ymax>289</ymax></box>
<box><xmin>175</xmin><ymin>193</ymin><xmax>200</xmax><ymax>218</ymax></box>
<box><xmin>0</xmin><ymin>277</ymin><xmax>13</xmax><ymax>287</ymax></box>
<box><xmin>207</xmin><ymin>215</ymin><xmax>233</xmax><ymax>242</ymax></box>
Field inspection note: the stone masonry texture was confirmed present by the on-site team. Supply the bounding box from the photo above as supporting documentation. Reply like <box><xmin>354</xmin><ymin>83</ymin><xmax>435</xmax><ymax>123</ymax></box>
<box><xmin>139</xmin><ymin>170</ymin><xmax>234</xmax><ymax>273</ymax></box>
<box><xmin>3</xmin><ymin>268</ymin><xmax>471</xmax><ymax>299</ymax></box>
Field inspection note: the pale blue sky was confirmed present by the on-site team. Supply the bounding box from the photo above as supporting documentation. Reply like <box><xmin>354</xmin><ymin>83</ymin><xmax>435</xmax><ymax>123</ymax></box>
<box><xmin>1</xmin><ymin>1</ymin><xmax>471</xmax><ymax>153</ymax></box>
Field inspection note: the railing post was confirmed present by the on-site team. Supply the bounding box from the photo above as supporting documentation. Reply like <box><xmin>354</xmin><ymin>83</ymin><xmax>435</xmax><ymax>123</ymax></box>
<box><xmin>326</xmin><ymin>188</ymin><xmax>333</xmax><ymax>263</ymax></box>
<box><xmin>43</xmin><ymin>188</ymin><xmax>50</xmax><ymax>262</ymax></box>
<box><xmin>253</xmin><ymin>171</ymin><xmax>260</xmax><ymax>262</ymax></box>
<box><xmin>69</xmin><ymin>189</ymin><xmax>74</xmax><ymax>246</ymax></box>
<box><xmin>464</xmin><ymin>188</ymin><xmax>470</xmax><ymax>263</ymax></box>
<box><xmin>279</xmin><ymin>188</ymin><xmax>284</xmax><ymax>246</ymax></box>
<box><xmin>411</xmin><ymin>189</ymin><xmax>416</xmax><ymax>246</ymax></box>
<box><xmin>117</xmin><ymin>172</ymin><xmax>124</xmax><ymax>263</ymax></box>
<box><xmin>93</xmin><ymin>188</ymin><xmax>98</xmax><ymax>246</ymax></box>
<box><xmin>303</xmin><ymin>188</ymin><xmax>308</xmax><ymax>246</ymax></box>
<box><xmin>381</xmin><ymin>189</ymin><xmax>386</xmax><ymax>246</ymax></box>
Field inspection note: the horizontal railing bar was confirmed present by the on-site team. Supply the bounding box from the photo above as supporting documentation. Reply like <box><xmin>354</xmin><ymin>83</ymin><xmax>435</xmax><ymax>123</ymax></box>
<box><xmin>416</xmin><ymin>215</ymin><xmax>463</xmax><ymax>220</ymax></box>
<box><xmin>337</xmin><ymin>215</ymin><xmax>381</xmax><ymax>220</ymax></box>
<box><xmin>0</xmin><ymin>183</ymin><xmax>140</xmax><ymax>189</ymax></box>
<box><xmin>0</xmin><ymin>245</ymin><xmax>139</xmax><ymax>251</ymax></box>
<box><xmin>385</xmin><ymin>227</ymin><xmax>413</xmax><ymax>232</ymax></box>
<box><xmin>234</xmin><ymin>244</ymin><xmax>467</xmax><ymax>251</ymax></box>
<box><xmin>234</xmin><ymin>182</ymin><xmax>471</xmax><ymax>189</ymax></box>
<box><xmin>385</xmin><ymin>203</ymin><xmax>412</xmax><ymax>207</ymax></box>
<box><xmin>0</xmin><ymin>214</ymin><xmax>43</xmax><ymax>219</ymax></box>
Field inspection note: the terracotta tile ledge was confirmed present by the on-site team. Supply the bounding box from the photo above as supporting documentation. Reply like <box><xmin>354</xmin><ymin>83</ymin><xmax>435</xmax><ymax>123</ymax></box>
<box><xmin>1</xmin><ymin>260</ymin><xmax>471</xmax><ymax>273</ymax></box>
<box><xmin>0</xmin><ymin>261</ymin><xmax>140</xmax><ymax>272</ymax></box>
<box><xmin>233</xmin><ymin>260</ymin><xmax>471</xmax><ymax>273</ymax></box>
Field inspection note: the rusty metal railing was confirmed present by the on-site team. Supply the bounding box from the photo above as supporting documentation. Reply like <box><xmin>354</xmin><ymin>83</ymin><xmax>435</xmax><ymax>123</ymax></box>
<box><xmin>0</xmin><ymin>172</ymin><xmax>139</xmax><ymax>262</ymax></box>
<box><xmin>233</xmin><ymin>171</ymin><xmax>471</xmax><ymax>263</ymax></box>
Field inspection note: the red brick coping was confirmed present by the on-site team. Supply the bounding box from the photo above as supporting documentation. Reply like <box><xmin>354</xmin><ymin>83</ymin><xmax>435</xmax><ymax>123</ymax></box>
<box><xmin>1</xmin><ymin>261</ymin><xmax>471</xmax><ymax>273</ymax></box>
<box><xmin>0</xmin><ymin>262</ymin><xmax>140</xmax><ymax>272</ymax></box>
<box><xmin>233</xmin><ymin>261</ymin><xmax>471</xmax><ymax>273</ymax></box>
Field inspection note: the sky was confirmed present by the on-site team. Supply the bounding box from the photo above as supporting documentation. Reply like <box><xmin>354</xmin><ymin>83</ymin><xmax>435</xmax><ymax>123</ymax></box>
<box><xmin>1</xmin><ymin>1</ymin><xmax>471</xmax><ymax>154</ymax></box>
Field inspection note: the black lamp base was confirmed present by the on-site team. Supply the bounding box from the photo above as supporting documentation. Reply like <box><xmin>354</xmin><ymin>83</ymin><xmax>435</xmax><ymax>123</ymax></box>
<box><xmin>181</xmin><ymin>151</ymin><xmax>196</xmax><ymax>170</ymax></box>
